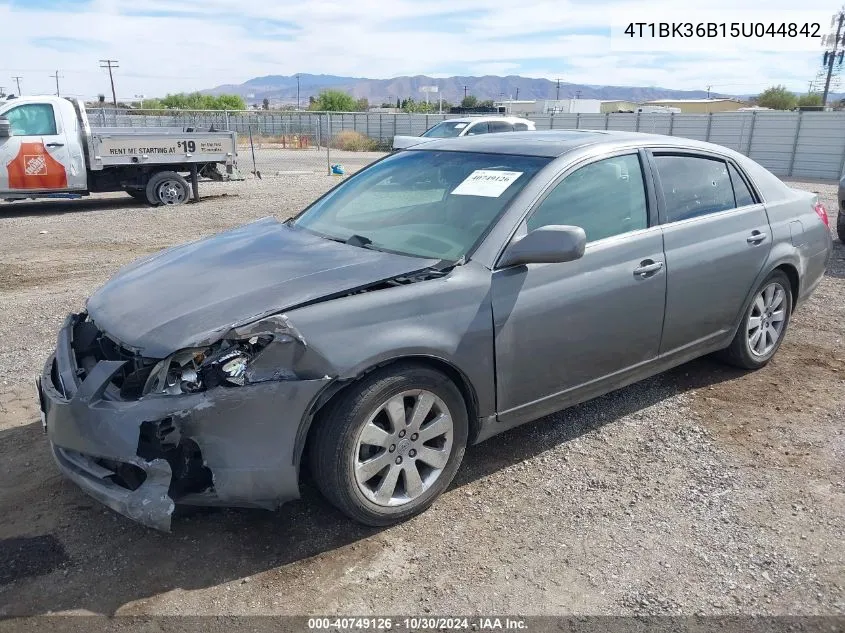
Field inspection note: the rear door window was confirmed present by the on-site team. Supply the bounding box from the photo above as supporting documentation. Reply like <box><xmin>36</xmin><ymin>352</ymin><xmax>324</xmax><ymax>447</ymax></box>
<box><xmin>653</xmin><ymin>154</ymin><xmax>735</xmax><ymax>222</ymax></box>
<box><xmin>489</xmin><ymin>121</ymin><xmax>514</xmax><ymax>133</ymax></box>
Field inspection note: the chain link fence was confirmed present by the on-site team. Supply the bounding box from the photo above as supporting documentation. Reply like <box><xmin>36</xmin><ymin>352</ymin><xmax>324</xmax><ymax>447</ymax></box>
<box><xmin>92</xmin><ymin>108</ymin><xmax>845</xmax><ymax>180</ymax></box>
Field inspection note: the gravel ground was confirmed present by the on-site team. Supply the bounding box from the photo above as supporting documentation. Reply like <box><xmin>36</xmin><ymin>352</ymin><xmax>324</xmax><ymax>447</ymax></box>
<box><xmin>0</xmin><ymin>170</ymin><xmax>843</xmax><ymax>617</ymax></box>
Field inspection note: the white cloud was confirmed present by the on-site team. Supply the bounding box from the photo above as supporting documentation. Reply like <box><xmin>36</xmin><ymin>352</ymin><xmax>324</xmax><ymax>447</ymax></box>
<box><xmin>0</xmin><ymin>0</ymin><xmax>836</xmax><ymax>99</ymax></box>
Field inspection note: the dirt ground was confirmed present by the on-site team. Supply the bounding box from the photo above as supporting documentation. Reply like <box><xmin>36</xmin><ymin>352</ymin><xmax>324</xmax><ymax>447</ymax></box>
<box><xmin>0</xmin><ymin>174</ymin><xmax>842</xmax><ymax>617</ymax></box>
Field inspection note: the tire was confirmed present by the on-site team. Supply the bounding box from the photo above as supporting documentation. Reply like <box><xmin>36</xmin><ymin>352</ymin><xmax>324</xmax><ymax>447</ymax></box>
<box><xmin>719</xmin><ymin>270</ymin><xmax>792</xmax><ymax>370</ymax></box>
<box><xmin>145</xmin><ymin>171</ymin><xmax>190</xmax><ymax>206</ymax></box>
<box><xmin>837</xmin><ymin>212</ymin><xmax>845</xmax><ymax>244</ymax></box>
<box><xmin>309</xmin><ymin>363</ymin><xmax>468</xmax><ymax>526</ymax></box>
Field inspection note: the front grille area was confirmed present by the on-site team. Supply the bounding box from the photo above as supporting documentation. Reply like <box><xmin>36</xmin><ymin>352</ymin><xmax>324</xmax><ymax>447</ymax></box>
<box><xmin>71</xmin><ymin>316</ymin><xmax>161</xmax><ymax>400</ymax></box>
<box><xmin>138</xmin><ymin>419</ymin><xmax>213</xmax><ymax>498</ymax></box>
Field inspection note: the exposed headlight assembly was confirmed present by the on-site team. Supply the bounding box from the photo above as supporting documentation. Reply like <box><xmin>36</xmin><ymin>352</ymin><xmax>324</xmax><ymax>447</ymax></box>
<box><xmin>143</xmin><ymin>335</ymin><xmax>272</xmax><ymax>396</ymax></box>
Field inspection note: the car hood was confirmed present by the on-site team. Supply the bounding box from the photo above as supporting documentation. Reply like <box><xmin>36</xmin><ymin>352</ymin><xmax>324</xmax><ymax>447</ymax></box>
<box><xmin>86</xmin><ymin>217</ymin><xmax>439</xmax><ymax>358</ymax></box>
<box><xmin>392</xmin><ymin>135</ymin><xmax>433</xmax><ymax>150</ymax></box>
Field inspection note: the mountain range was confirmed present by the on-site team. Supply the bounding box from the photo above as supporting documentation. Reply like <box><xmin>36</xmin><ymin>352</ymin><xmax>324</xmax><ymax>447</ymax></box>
<box><xmin>204</xmin><ymin>74</ymin><xmax>738</xmax><ymax>105</ymax></box>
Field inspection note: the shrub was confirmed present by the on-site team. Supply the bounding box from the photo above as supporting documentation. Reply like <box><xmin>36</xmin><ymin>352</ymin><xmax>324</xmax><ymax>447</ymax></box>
<box><xmin>331</xmin><ymin>130</ymin><xmax>379</xmax><ymax>151</ymax></box>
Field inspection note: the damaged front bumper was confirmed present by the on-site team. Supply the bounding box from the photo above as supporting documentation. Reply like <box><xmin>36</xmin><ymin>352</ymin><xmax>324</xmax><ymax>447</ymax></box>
<box><xmin>39</xmin><ymin>313</ymin><xmax>331</xmax><ymax>531</ymax></box>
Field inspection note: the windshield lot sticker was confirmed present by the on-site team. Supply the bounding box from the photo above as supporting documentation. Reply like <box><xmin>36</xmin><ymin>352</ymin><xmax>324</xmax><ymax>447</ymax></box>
<box><xmin>451</xmin><ymin>170</ymin><xmax>523</xmax><ymax>197</ymax></box>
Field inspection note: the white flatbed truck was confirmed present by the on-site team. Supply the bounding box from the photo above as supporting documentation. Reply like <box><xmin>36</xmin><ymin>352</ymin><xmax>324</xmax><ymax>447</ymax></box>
<box><xmin>0</xmin><ymin>96</ymin><xmax>240</xmax><ymax>206</ymax></box>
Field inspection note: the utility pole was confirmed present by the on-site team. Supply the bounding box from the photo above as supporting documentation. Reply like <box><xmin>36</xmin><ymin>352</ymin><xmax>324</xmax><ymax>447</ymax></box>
<box><xmin>706</xmin><ymin>84</ymin><xmax>712</xmax><ymax>99</ymax></box>
<box><xmin>99</xmin><ymin>59</ymin><xmax>119</xmax><ymax>106</ymax></box>
<box><xmin>50</xmin><ymin>70</ymin><xmax>62</xmax><ymax>96</ymax></box>
<box><xmin>0</xmin><ymin>87</ymin><xmax>5</xmax><ymax>98</ymax></box>
<box><xmin>575</xmin><ymin>90</ymin><xmax>582</xmax><ymax>100</ymax></box>
<box><xmin>12</xmin><ymin>76</ymin><xmax>22</xmax><ymax>95</ymax></box>
<box><xmin>821</xmin><ymin>9</ymin><xmax>845</xmax><ymax>107</ymax></box>
<box><xmin>463</xmin><ymin>85</ymin><xmax>468</xmax><ymax>99</ymax></box>
<box><xmin>515</xmin><ymin>87</ymin><xmax>519</xmax><ymax>100</ymax></box>
<box><xmin>296</xmin><ymin>74</ymin><xmax>300</xmax><ymax>110</ymax></box>
<box><xmin>556</xmin><ymin>78</ymin><xmax>561</xmax><ymax>101</ymax></box>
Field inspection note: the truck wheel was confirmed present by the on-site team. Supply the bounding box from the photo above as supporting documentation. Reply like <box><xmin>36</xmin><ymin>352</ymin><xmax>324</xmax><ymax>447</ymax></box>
<box><xmin>837</xmin><ymin>212</ymin><xmax>845</xmax><ymax>244</ymax></box>
<box><xmin>145</xmin><ymin>171</ymin><xmax>190</xmax><ymax>206</ymax></box>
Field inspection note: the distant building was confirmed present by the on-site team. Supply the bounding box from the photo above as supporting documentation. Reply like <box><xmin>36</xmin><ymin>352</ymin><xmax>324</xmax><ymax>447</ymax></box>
<box><xmin>492</xmin><ymin>99</ymin><xmax>537</xmax><ymax>115</ymax></box>
<box><xmin>600</xmin><ymin>100</ymin><xmax>639</xmax><ymax>113</ymax></box>
<box><xmin>494</xmin><ymin>99</ymin><xmax>602</xmax><ymax>115</ymax></box>
<box><xmin>641</xmin><ymin>98</ymin><xmax>746</xmax><ymax>113</ymax></box>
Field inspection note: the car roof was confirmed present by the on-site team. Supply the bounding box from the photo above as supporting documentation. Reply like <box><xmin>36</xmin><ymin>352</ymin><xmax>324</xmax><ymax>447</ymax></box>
<box><xmin>408</xmin><ymin>129</ymin><xmax>726</xmax><ymax>158</ymax></box>
<box><xmin>440</xmin><ymin>116</ymin><xmax>533</xmax><ymax>124</ymax></box>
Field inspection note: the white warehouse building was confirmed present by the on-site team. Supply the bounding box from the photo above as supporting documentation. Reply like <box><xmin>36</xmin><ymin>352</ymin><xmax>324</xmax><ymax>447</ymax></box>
<box><xmin>494</xmin><ymin>99</ymin><xmax>602</xmax><ymax>116</ymax></box>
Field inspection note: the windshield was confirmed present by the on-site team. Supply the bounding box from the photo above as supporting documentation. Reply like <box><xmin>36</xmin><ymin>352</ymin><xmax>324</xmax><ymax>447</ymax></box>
<box><xmin>292</xmin><ymin>150</ymin><xmax>551</xmax><ymax>260</ymax></box>
<box><xmin>421</xmin><ymin>121</ymin><xmax>469</xmax><ymax>138</ymax></box>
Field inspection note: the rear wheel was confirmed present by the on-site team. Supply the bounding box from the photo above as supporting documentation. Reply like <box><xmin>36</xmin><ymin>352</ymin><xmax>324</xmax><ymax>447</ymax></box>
<box><xmin>145</xmin><ymin>171</ymin><xmax>190</xmax><ymax>206</ymax></box>
<box><xmin>309</xmin><ymin>363</ymin><xmax>468</xmax><ymax>526</ymax></box>
<box><xmin>837</xmin><ymin>212</ymin><xmax>845</xmax><ymax>244</ymax></box>
<box><xmin>719</xmin><ymin>270</ymin><xmax>792</xmax><ymax>370</ymax></box>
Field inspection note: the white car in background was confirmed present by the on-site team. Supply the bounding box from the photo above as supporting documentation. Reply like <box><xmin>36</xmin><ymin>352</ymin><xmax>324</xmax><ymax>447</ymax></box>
<box><xmin>392</xmin><ymin>116</ymin><xmax>536</xmax><ymax>150</ymax></box>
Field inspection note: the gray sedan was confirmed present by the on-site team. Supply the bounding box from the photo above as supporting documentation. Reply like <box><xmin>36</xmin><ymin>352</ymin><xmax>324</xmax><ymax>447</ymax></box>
<box><xmin>38</xmin><ymin>131</ymin><xmax>832</xmax><ymax>531</ymax></box>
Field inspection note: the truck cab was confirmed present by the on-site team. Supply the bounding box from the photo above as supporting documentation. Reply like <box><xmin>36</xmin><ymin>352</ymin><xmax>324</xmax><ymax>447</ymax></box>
<box><xmin>0</xmin><ymin>96</ymin><xmax>88</xmax><ymax>193</ymax></box>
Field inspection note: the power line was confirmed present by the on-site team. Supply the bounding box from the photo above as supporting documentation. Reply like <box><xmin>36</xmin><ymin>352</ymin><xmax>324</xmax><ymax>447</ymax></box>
<box><xmin>12</xmin><ymin>76</ymin><xmax>22</xmax><ymax>95</ymax></box>
<box><xmin>49</xmin><ymin>70</ymin><xmax>63</xmax><ymax>96</ymax></box>
<box><xmin>99</xmin><ymin>59</ymin><xmax>120</xmax><ymax>106</ymax></box>
<box><xmin>820</xmin><ymin>9</ymin><xmax>845</xmax><ymax>107</ymax></box>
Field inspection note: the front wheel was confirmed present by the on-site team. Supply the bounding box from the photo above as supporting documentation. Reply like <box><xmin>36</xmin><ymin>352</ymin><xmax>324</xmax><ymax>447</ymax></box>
<box><xmin>719</xmin><ymin>270</ymin><xmax>792</xmax><ymax>370</ymax></box>
<box><xmin>309</xmin><ymin>363</ymin><xmax>468</xmax><ymax>526</ymax></box>
<box><xmin>145</xmin><ymin>171</ymin><xmax>190</xmax><ymax>206</ymax></box>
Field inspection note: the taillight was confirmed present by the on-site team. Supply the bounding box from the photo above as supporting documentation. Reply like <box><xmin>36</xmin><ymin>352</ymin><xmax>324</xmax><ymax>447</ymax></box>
<box><xmin>814</xmin><ymin>202</ymin><xmax>830</xmax><ymax>227</ymax></box>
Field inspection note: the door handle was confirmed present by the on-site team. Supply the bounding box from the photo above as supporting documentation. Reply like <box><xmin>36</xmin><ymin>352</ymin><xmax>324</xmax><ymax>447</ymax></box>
<box><xmin>45</xmin><ymin>142</ymin><xmax>64</xmax><ymax>148</ymax></box>
<box><xmin>633</xmin><ymin>260</ymin><xmax>664</xmax><ymax>278</ymax></box>
<box><xmin>746</xmin><ymin>231</ymin><xmax>767</xmax><ymax>244</ymax></box>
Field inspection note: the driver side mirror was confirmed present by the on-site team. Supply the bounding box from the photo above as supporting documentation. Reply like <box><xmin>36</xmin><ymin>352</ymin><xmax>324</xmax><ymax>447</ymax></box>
<box><xmin>0</xmin><ymin>118</ymin><xmax>10</xmax><ymax>138</ymax></box>
<box><xmin>498</xmin><ymin>225</ymin><xmax>586</xmax><ymax>268</ymax></box>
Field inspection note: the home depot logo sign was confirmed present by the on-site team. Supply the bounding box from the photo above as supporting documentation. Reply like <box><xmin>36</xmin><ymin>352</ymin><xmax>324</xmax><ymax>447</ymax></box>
<box><xmin>6</xmin><ymin>142</ymin><xmax>67</xmax><ymax>189</ymax></box>
<box><xmin>24</xmin><ymin>154</ymin><xmax>47</xmax><ymax>176</ymax></box>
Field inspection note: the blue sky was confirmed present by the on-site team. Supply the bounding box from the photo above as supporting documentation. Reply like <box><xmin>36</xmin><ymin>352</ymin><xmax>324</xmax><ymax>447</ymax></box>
<box><xmin>0</xmin><ymin>0</ymin><xmax>835</xmax><ymax>99</ymax></box>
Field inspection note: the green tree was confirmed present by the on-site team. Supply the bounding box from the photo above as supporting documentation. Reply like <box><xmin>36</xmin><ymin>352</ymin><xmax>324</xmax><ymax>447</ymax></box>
<box><xmin>396</xmin><ymin>97</ymin><xmax>401</xmax><ymax>108</ymax></box>
<box><xmin>214</xmin><ymin>94</ymin><xmax>246</xmax><ymax>110</ymax></box>
<box><xmin>797</xmin><ymin>93</ymin><xmax>822</xmax><ymax>107</ymax></box>
<box><xmin>151</xmin><ymin>92</ymin><xmax>245</xmax><ymax>110</ymax></box>
<box><xmin>262</xmin><ymin>98</ymin><xmax>270</xmax><ymax>110</ymax></box>
<box><xmin>479</xmin><ymin>99</ymin><xmax>495</xmax><ymax>108</ymax></box>
<box><xmin>355</xmin><ymin>97</ymin><xmax>370</xmax><ymax>112</ymax></box>
<box><xmin>311</xmin><ymin>89</ymin><xmax>357</xmax><ymax>111</ymax></box>
<box><xmin>756</xmin><ymin>85</ymin><xmax>797</xmax><ymax>110</ymax></box>
<box><xmin>401</xmin><ymin>98</ymin><xmax>437</xmax><ymax>113</ymax></box>
<box><xmin>460</xmin><ymin>95</ymin><xmax>478</xmax><ymax>108</ymax></box>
